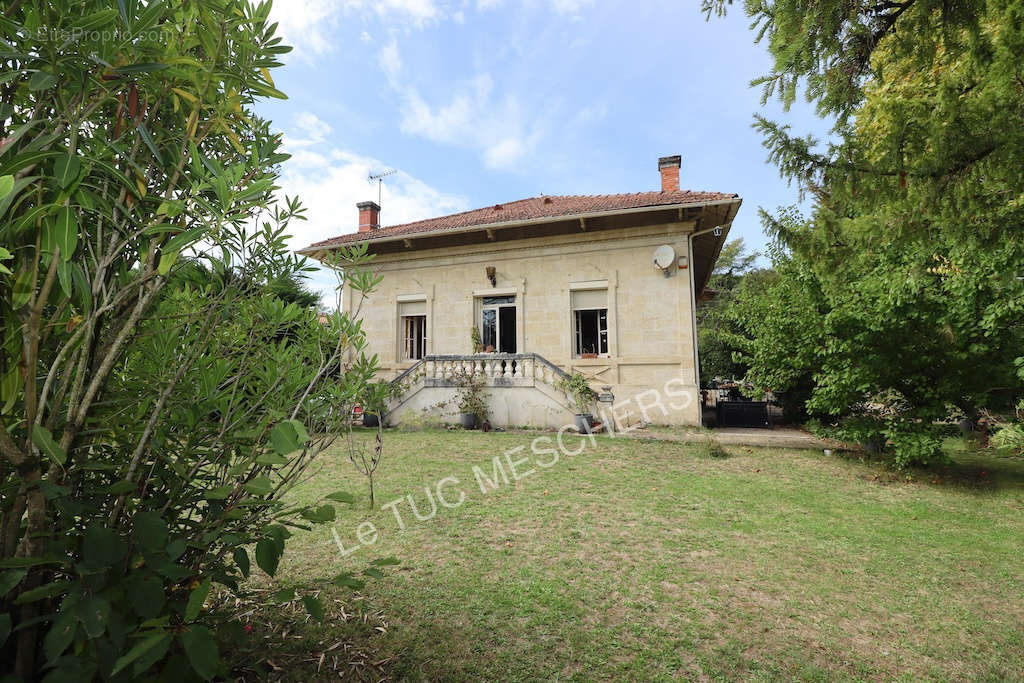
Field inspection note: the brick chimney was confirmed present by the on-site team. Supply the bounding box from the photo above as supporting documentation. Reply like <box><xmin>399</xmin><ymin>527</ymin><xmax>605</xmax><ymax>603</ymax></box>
<box><xmin>357</xmin><ymin>201</ymin><xmax>380</xmax><ymax>232</ymax></box>
<box><xmin>658</xmin><ymin>155</ymin><xmax>681</xmax><ymax>193</ymax></box>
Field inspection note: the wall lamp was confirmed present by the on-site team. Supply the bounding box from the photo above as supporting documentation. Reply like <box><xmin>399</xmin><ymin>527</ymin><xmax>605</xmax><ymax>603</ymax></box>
<box><xmin>485</xmin><ymin>266</ymin><xmax>496</xmax><ymax>286</ymax></box>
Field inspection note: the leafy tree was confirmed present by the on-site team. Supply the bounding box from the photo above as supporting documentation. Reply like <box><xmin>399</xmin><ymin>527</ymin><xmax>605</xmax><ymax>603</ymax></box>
<box><xmin>706</xmin><ymin>238</ymin><xmax>758</xmax><ymax>290</ymax></box>
<box><xmin>0</xmin><ymin>1</ymin><xmax>385</xmax><ymax>679</ymax></box>
<box><xmin>703</xmin><ymin>0</ymin><xmax>984</xmax><ymax>120</ymax></box>
<box><xmin>708</xmin><ymin>0</ymin><xmax>1024</xmax><ymax>463</ymax></box>
<box><xmin>181</xmin><ymin>261</ymin><xmax>323</xmax><ymax>309</ymax></box>
<box><xmin>696</xmin><ymin>238</ymin><xmax>759</xmax><ymax>382</ymax></box>
<box><xmin>721</xmin><ymin>218</ymin><xmax>831</xmax><ymax>420</ymax></box>
<box><xmin>264</xmin><ymin>271</ymin><xmax>321</xmax><ymax>308</ymax></box>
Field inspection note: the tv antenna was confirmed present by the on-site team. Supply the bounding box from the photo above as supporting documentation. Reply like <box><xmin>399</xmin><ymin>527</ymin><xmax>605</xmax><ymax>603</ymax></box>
<box><xmin>368</xmin><ymin>168</ymin><xmax>397</xmax><ymax>206</ymax></box>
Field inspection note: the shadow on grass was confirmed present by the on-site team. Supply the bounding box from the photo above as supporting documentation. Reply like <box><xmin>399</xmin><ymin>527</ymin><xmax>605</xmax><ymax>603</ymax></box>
<box><xmin>825</xmin><ymin>439</ymin><xmax>1024</xmax><ymax>493</ymax></box>
<box><xmin>934</xmin><ymin>451</ymin><xmax>1024</xmax><ymax>491</ymax></box>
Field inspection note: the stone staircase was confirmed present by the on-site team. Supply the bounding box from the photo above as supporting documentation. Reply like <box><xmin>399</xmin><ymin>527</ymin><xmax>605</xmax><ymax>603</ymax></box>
<box><xmin>386</xmin><ymin>353</ymin><xmax>582</xmax><ymax>429</ymax></box>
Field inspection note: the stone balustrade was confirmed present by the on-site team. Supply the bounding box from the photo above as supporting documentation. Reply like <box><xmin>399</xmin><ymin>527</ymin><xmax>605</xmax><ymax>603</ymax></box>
<box><xmin>392</xmin><ymin>353</ymin><xmax>570</xmax><ymax>390</ymax></box>
<box><xmin>385</xmin><ymin>353</ymin><xmax>586</xmax><ymax>429</ymax></box>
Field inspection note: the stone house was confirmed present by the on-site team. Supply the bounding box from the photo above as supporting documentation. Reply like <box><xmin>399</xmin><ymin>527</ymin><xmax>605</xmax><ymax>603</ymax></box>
<box><xmin>298</xmin><ymin>156</ymin><xmax>741</xmax><ymax>428</ymax></box>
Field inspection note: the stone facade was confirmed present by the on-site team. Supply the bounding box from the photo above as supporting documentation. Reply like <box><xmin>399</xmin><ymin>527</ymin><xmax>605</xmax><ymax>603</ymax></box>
<box><xmin>341</xmin><ymin>219</ymin><xmax>706</xmax><ymax>426</ymax></box>
<box><xmin>304</xmin><ymin>156</ymin><xmax>741</xmax><ymax>428</ymax></box>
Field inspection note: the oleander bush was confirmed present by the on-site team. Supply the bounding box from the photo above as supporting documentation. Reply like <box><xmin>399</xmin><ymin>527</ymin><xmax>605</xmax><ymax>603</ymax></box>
<box><xmin>0</xmin><ymin>1</ymin><xmax>386</xmax><ymax>679</ymax></box>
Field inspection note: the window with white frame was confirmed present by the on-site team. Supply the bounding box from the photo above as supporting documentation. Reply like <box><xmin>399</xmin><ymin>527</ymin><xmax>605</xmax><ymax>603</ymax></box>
<box><xmin>398</xmin><ymin>300</ymin><xmax>427</xmax><ymax>360</ymax></box>
<box><xmin>571</xmin><ymin>288</ymin><xmax>608</xmax><ymax>357</ymax></box>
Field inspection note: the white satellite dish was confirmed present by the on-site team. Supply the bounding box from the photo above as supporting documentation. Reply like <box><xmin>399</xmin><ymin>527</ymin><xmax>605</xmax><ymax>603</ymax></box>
<box><xmin>652</xmin><ymin>245</ymin><xmax>676</xmax><ymax>272</ymax></box>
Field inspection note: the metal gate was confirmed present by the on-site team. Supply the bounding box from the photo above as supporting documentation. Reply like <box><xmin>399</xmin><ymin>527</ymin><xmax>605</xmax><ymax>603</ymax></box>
<box><xmin>716</xmin><ymin>401</ymin><xmax>770</xmax><ymax>428</ymax></box>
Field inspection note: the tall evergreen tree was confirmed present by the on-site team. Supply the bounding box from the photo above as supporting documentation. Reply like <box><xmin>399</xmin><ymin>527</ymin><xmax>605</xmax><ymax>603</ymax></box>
<box><xmin>709</xmin><ymin>0</ymin><xmax>1024</xmax><ymax>463</ymax></box>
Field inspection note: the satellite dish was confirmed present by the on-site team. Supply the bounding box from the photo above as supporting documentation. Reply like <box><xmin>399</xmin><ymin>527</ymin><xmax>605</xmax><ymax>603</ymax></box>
<box><xmin>653</xmin><ymin>245</ymin><xmax>676</xmax><ymax>271</ymax></box>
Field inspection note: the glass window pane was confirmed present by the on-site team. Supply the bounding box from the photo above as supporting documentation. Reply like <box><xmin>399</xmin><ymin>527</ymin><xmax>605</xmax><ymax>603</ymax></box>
<box><xmin>481</xmin><ymin>309</ymin><xmax>496</xmax><ymax>350</ymax></box>
<box><xmin>598</xmin><ymin>310</ymin><xmax>608</xmax><ymax>354</ymax></box>
<box><xmin>401</xmin><ymin>315</ymin><xmax>426</xmax><ymax>360</ymax></box>
<box><xmin>577</xmin><ymin>309</ymin><xmax>597</xmax><ymax>355</ymax></box>
<box><xmin>573</xmin><ymin>308</ymin><xmax>609</xmax><ymax>356</ymax></box>
<box><xmin>498</xmin><ymin>305</ymin><xmax>516</xmax><ymax>353</ymax></box>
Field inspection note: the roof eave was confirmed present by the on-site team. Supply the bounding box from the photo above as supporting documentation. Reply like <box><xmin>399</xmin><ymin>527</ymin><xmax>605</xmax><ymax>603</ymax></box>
<box><xmin>694</xmin><ymin>198</ymin><xmax>743</xmax><ymax>294</ymax></box>
<box><xmin>297</xmin><ymin>196</ymin><xmax>741</xmax><ymax>259</ymax></box>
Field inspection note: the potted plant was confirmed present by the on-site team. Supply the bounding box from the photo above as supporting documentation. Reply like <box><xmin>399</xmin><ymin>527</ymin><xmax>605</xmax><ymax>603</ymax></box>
<box><xmin>559</xmin><ymin>372</ymin><xmax>598</xmax><ymax>433</ymax></box>
<box><xmin>360</xmin><ymin>381</ymin><xmax>395</xmax><ymax>428</ymax></box>
<box><xmin>471</xmin><ymin>326</ymin><xmax>483</xmax><ymax>353</ymax></box>
<box><xmin>456</xmin><ymin>371</ymin><xmax>489</xmax><ymax>429</ymax></box>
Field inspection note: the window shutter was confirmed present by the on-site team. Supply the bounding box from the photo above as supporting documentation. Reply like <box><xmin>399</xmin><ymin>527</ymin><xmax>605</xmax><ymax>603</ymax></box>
<box><xmin>398</xmin><ymin>300</ymin><xmax>426</xmax><ymax>316</ymax></box>
<box><xmin>571</xmin><ymin>289</ymin><xmax>607</xmax><ymax>310</ymax></box>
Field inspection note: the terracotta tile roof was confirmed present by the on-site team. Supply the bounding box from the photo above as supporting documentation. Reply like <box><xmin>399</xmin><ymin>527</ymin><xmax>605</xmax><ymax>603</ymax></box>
<box><xmin>300</xmin><ymin>189</ymin><xmax>739</xmax><ymax>252</ymax></box>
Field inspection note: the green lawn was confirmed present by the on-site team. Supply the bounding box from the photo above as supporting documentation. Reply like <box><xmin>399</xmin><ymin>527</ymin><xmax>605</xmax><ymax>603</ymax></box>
<box><xmin>232</xmin><ymin>430</ymin><xmax>1024</xmax><ymax>681</ymax></box>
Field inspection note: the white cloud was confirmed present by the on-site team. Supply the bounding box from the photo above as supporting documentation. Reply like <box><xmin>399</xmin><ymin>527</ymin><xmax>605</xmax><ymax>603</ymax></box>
<box><xmin>269</xmin><ymin>0</ymin><xmax>442</xmax><ymax>58</ymax></box>
<box><xmin>482</xmin><ymin>137</ymin><xmax>526</xmax><ymax>169</ymax></box>
<box><xmin>476</xmin><ymin>0</ymin><xmax>592</xmax><ymax>13</ymax></box>
<box><xmin>294</xmin><ymin>112</ymin><xmax>332</xmax><ymax>144</ymax></box>
<box><xmin>378</xmin><ymin>38</ymin><xmax>403</xmax><ymax>85</ymax></box>
<box><xmin>269</xmin><ymin>0</ymin><xmax>591</xmax><ymax>61</ymax></box>
<box><xmin>395</xmin><ymin>70</ymin><xmax>539</xmax><ymax>170</ymax></box>
<box><xmin>400</xmin><ymin>88</ymin><xmax>477</xmax><ymax>144</ymax></box>
<box><xmin>268</xmin><ymin>0</ymin><xmax>343</xmax><ymax>58</ymax></box>
<box><xmin>276</xmin><ymin>112</ymin><xmax>468</xmax><ymax>304</ymax></box>
<box><xmin>368</xmin><ymin>0</ymin><xmax>439</xmax><ymax>21</ymax></box>
<box><xmin>550</xmin><ymin>0</ymin><xmax>592</xmax><ymax>13</ymax></box>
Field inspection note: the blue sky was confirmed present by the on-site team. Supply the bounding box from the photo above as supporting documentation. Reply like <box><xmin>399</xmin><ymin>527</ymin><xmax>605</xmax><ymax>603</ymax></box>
<box><xmin>259</xmin><ymin>0</ymin><xmax>830</xmax><ymax>300</ymax></box>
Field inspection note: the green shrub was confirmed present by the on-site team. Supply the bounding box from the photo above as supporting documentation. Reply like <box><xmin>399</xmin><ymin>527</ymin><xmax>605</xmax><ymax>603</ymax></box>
<box><xmin>992</xmin><ymin>423</ymin><xmax>1024</xmax><ymax>454</ymax></box>
<box><xmin>557</xmin><ymin>373</ymin><xmax>598</xmax><ymax>416</ymax></box>
<box><xmin>811</xmin><ymin>415</ymin><xmax>948</xmax><ymax>468</ymax></box>
<box><xmin>0</xmin><ymin>3</ymin><xmax>388</xmax><ymax>678</ymax></box>
<box><xmin>884</xmin><ymin>423</ymin><xmax>947</xmax><ymax>468</ymax></box>
<box><xmin>2</xmin><ymin>234</ymin><xmax>383</xmax><ymax>681</ymax></box>
<box><xmin>804</xmin><ymin>417</ymin><xmax>828</xmax><ymax>438</ymax></box>
<box><xmin>990</xmin><ymin>399</ymin><xmax>1024</xmax><ymax>454</ymax></box>
<box><xmin>456</xmin><ymin>371</ymin><xmax>490</xmax><ymax>423</ymax></box>
<box><xmin>830</xmin><ymin>416</ymin><xmax>887</xmax><ymax>453</ymax></box>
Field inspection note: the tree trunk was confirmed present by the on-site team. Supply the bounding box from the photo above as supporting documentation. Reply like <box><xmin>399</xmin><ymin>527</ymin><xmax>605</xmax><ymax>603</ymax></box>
<box><xmin>13</xmin><ymin>467</ymin><xmax>46</xmax><ymax>677</ymax></box>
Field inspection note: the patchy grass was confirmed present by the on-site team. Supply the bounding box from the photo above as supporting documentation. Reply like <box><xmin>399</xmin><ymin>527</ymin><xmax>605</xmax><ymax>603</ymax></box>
<box><xmin>234</xmin><ymin>430</ymin><xmax>1024</xmax><ymax>681</ymax></box>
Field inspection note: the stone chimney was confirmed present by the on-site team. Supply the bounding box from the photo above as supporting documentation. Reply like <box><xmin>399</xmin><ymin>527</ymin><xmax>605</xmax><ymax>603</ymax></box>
<box><xmin>357</xmin><ymin>201</ymin><xmax>380</xmax><ymax>232</ymax></box>
<box><xmin>658</xmin><ymin>155</ymin><xmax>681</xmax><ymax>193</ymax></box>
